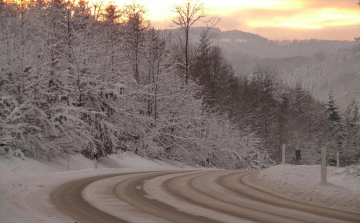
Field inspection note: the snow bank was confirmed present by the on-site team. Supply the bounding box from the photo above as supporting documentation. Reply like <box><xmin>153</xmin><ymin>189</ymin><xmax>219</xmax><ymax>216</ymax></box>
<box><xmin>0</xmin><ymin>152</ymin><xmax>184</xmax><ymax>173</ymax></box>
<box><xmin>248</xmin><ymin>164</ymin><xmax>360</xmax><ymax>213</ymax></box>
<box><xmin>0</xmin><ymin>153</ymin><xmax>190</xmax><ymax>223</ymax></box>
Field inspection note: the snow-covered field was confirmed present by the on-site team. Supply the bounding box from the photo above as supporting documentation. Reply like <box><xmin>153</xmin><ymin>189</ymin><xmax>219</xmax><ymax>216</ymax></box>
<box><xmin>248</xmin><ymin>164</ymin><xmax>360</xmax><ymax>213</ymax></box>
<box><xmin>0</xmin><ymin>153</ymin><xmax>190</xmax><ymax>223</ymax></box>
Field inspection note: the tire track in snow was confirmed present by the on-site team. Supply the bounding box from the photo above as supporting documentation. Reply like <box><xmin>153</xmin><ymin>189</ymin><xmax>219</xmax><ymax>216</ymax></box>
<box><xmin>113</xmin><ymin>171</ymin><xmax>222</xmax><ymax>223</ymax></box>
<box><xmin>190</xmin><ymin>171</ymin><xmax>348</xmax><ymax>223</ymax></box>
<box><xmin>51</xmin><ymin>170</ymin><xmax>360</xmax><ymax>223</ymax></box>
<box><xmin>160</xmin><ymin>171</ymin><xmax>307</xmax><ymax>223</ymax></box>
<box><xmin>50</xmin><ymin>173</ymin><xmax>132</xmax><ymax>223</ymax></box>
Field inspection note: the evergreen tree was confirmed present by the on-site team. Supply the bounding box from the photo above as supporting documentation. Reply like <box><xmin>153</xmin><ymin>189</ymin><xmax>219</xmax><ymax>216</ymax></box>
<box><xmin>325</xmin><ymin>92</ymin><xmax>345</xmax><ymax>165</ymax></box>
<box><xmin>326</xmin><ymin>92</ymin><xmax>341</xmax><ymax>122</ymax></box>
<box><xmin>344</xmin><ymin>99</ymin><xmax>360</xmax><ymax>164</ymax></box>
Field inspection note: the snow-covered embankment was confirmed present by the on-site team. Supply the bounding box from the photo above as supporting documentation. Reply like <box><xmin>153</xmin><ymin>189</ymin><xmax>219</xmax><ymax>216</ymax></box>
<box><xmin>0</xmin><ymin>153</ymin><xmax>189</xmax><ymax>223</ymax></box>
<box><xmin>248</xmin><ymin>164</ymin><xmax>360</xmax><ymax>213</ymax></box>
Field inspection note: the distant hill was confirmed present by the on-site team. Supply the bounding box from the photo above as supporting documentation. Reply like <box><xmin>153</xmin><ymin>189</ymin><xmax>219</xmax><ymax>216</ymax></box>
<box><xmin>162</xmin><ymin>27</ymin><xmax>355</xmax><ymax>76</ymax></box>
<box><xmin>161</xmin><ymin>27</ymin><xmax>359</xmax><ymax>107</ymax></box>
<box><xmin>286</xmin><ymin>46</ymin><xmax>360</xmax><ymax>108</ymax></box>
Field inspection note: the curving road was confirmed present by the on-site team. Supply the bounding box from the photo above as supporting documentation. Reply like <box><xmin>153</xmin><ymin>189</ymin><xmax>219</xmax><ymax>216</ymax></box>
<box><xmin>50</xmin><ymin>170</ymin><xmax>360</xmax><ymax>223</ymax></box>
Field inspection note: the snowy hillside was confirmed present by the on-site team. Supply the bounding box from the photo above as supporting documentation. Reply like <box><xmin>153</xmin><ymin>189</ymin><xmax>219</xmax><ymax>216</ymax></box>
<box><xmin>286</xmin><ymin>46</ymin><xmax>360</xmax><ymax>108</ymax></box>
<box><xmin>163</xmin><ymin>27</ymin><xmax>355</xmax><ymax>75</ymax></box>
<box><xmin>1</xmin><ymin>0</ymin><xmax>358</xmax><ymax>176</ymax></box>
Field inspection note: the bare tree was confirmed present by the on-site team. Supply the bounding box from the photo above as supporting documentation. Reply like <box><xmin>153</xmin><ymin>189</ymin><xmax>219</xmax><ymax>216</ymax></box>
<box><xmin>102</xmin><ymin>4</ymin><xmax>121</xmax><ymax>23</ymax></box>
<box><xmin>123</xmin><ymin>1</ymin><xmax>148</xmax><ymax>84</ymax></box>
<box><xmin>91</xmin><ymin>0</ymin><xmax>103</xmax><ymax>21</ymax></box>
<box><xmin>170</xmin><ymin>0</ymin><xmax>206</xmax><ymax>85</ymax></box>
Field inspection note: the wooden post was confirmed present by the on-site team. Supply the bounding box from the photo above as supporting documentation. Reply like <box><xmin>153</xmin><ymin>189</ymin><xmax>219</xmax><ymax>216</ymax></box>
<box><xmin>94</xmin><ymin>147</ymin><xmax>98</xmax><ymax>169</ymax></box>
<box><xmin>206</xmin><ymin>152</ymin><xmax>210</xmax><ymax>168</ymax></box>
<box><xmin>282</xmin><ymin>144</ymin><xmax>286</xmax><ymax>164</ymax></box>
<box><xmin>321</xmin><ymin>147</ymin><xmax>327</xmax><ymax>183</ymax></box>
<box><xmin>336</xmin><ymin>152</ymin><xmax>340</xmax><ymax>168</ymax></box>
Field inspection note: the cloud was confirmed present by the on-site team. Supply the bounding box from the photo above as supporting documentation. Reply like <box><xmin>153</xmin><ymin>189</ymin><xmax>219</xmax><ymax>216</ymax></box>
<box><xmin>248</xmin><ymin>24</ymin><xmax>360</xmax><ymax>40</ymax></box>
<box><xmin>303</xmin><ymin>0</ymin><xmax>359</xmax><ymax>9</ymax></box>
<box><xmin>210</xmin><ymin>0</ymin><xmax>360</xmax><ymax>40</ymax></box>
<box><xmin>144</xmin><ymin>0</ymin><xmax>360</xmax><ymax>40</ymax></box>
<box><xmin>216</xmin><ymin>15</ymin><xmax>248</xmax><ymax>31</ymax></box>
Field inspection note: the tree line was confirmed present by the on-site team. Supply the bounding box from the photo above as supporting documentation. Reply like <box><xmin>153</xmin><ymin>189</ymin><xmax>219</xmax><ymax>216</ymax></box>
<box><xmin>0</xmin><ymin>0</ymin><xmax>358</xmax><ymax>167</ymax></box>
<box><xmin>0</xmin><ymin>0</ymin><xmax>273</xmax><ymax>169</ymax></box>
<box><xmin>189</xmin><ymin>27</ymin><xmax>360</xmax><ymax>165</ymax></box>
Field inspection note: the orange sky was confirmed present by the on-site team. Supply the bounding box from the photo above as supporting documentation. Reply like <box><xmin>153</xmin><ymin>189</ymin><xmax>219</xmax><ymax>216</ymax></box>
<box><xmin>113</xmin><ymin>0</ymin><xmax>360</xmax><ymax>40</ymax></box>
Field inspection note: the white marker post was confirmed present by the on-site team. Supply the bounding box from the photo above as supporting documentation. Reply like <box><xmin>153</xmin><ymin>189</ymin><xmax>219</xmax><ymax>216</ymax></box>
<box><xmin>321</xmin><ymin>147</ymin><xmax>327</xmax><ymax>183</ymax></box>
<box><xmin>94</xmin><ymin>147</ymin><xmax>98</xmax><ymax>169</ymax></box>
<box><xmin>282</xmin><ymin>144</ymin><xmax>286</xmax><ymax>164</ymax></box>
<box><xmin>336</xmin><ymin>152</ymin><xmax>340</xmax><ymax>168</ymax></box>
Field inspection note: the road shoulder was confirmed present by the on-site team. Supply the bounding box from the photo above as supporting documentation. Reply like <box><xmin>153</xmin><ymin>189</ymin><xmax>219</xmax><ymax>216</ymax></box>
<box><xmin>246</xmin><ymin>164</ymin><xmax>360</xmax><ymax>214</ymax></box>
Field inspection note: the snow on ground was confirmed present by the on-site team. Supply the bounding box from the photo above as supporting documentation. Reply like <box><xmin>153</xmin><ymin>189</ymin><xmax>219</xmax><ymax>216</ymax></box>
<box><xmin>248</xmin><ymin>164</ymin><xmax>360</xmax><ymax>213</ymax></box>
<box><xmin>0</xmin><ymin>152</ymin><xmax>191</xmax><ymax>223</ymax></box>
<box><xmin>0</xmin><ymin>152</ymin><xmax>183</xmax><ymax>173</ymax></box>
<box><xmin>2</xmin><ymin>152</ymin><xmax>359</xmax><ymax>223</ymax></box>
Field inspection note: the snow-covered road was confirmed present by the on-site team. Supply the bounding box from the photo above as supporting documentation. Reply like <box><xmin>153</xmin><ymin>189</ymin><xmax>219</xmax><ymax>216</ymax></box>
<box><xmin>50</xmin><ymin>170</ymin><xmax>360</xmax><ymax>223</ymax></box>
<box><xmin>1</xmin><ymin>155</ymin><xmax>360</xmax><ymax>223</ymax></box>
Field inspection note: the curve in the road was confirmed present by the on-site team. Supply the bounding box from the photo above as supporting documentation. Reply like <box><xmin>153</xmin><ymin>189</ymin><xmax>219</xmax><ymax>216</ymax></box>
<box><xmin>51</xmin><ymin>171</ymin><xmax>222</xmax><ymax>223</ymax></box>
<box><xmin>113</xmin><ymin>171</ymin><xmax>222</xmax><ymax>223</ymax></box>
<box><xmin>161</xmin><ymin>171</ymin><xmax>307</xmax><ymax>223</ymax></box>
<box><xmin>50</xmin><ymin>173</ymin><xmax>131</xmax><ymax>223</ymax></box>
<box><xmin>51</xmin><ymin>170</ymin><xmax>360</xmax><ymax>223</ymax></box>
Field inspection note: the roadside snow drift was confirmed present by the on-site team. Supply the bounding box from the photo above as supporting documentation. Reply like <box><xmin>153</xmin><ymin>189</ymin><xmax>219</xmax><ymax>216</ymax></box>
<box><xmin>0</xmin><ymin>153</ymin><xmax>189</xmax><ymax>223</ymax></box>
<box><xmin>249</xmin><ymin>164</ymin><xmax>360</xmax><ymax>213</ymax></box>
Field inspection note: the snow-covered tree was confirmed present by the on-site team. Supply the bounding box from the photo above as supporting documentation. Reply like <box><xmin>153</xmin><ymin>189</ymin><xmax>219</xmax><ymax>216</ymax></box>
<box><xmin>1</xmin><ymin>0</ymin><xmax>300</xmax><ymax>169</ymax></box>
<box><xmin>170</xmin><ymin>0</ymin><xmax>206</xmax><ymax>85</ymax></box>
<box><xmin>123</xmin><ymin>2</ymin><xmax>148</xmax><ymax>84</ymax></box>
<box><xmin>343</xmin><ymin>99</ymin><xmax>360</xmax><ymax>165</ymax></box>
<box><xmin>325</xmin><ymin>92</ymin><xmax>346</xmax><ymax>165</ymax></box>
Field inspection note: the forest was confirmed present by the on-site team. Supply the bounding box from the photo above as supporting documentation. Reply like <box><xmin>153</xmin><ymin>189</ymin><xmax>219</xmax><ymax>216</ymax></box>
<box><xmin>1</xmin><ymin>0</ymin><xmax>359</xmax><ymax>168</ymax></box>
